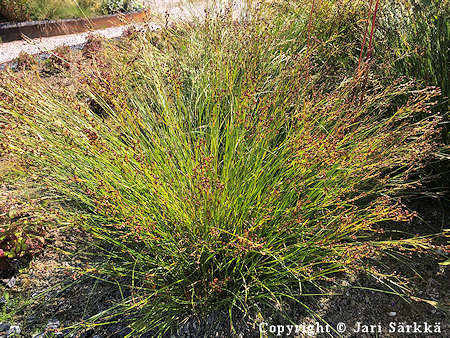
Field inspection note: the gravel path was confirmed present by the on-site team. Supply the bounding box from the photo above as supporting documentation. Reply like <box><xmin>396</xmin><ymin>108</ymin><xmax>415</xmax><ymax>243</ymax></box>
<box><xmin>1</xmin><ymin>26</ymin><xmax>134</xmax><ymax>64</ymax></box>
<box><xmin>0</xmin><ymin>0</ymin><xmax>237</xmax><ymax>65</ymax></box>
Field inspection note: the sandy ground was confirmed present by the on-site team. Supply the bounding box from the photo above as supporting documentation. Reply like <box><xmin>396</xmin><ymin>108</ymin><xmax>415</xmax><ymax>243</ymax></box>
<box><xmin>0</xmin><ymin>0</ymin><xmax>247</xmax><ymax>65</ymax></box>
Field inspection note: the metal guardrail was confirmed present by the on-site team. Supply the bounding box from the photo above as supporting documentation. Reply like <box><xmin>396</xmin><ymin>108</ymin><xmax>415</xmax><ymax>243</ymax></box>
<box><xmin>0</xmin><ymin>10</ymin><xmax>149</xmax><ymax>43</ymax></box>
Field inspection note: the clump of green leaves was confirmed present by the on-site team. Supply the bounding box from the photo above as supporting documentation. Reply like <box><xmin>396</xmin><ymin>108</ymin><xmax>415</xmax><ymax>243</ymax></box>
<box><xmin>0</xmin><ymin>198</ymin><xmax>46</xmax><ymax>266</ymax></box>
<box><xmin>44</xmin><ymin>45</ymin><xmax>73</xmax><ymax>74</ymax></box>
<box><xmin>100</xmin><ymin>0</ymin><xmax>143</xmax><ymax>14</ymax></box>
<box><xmin>15</xmin><ymin>52</ymin><xmax>38</xmax><ymax>72</ymax></box>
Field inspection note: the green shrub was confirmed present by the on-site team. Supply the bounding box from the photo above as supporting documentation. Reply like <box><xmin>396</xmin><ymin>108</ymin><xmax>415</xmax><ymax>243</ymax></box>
<box><xmin>0</xmin><ymin>0</ymin><xmax>445</xmax><ymax>335</ymax></box>
<box><xmin>0</xmin><ymin>0</ymin><xmax>102</xmax><ymax>21</ymax></box>
<box><xmin>0</xmin><ymin>0</ymin><xmax>32</xmax><ymax>21</ymax></box>
<box><xmin>126</xmin><ymin>0</ymin><xmax>144</xmax><ymax>12</ymax></box>
<box><xmin>100</xmin><ymin>0</ymin><xmax>126</xmax><ymax>14</ymax></box>
<box><xmin>100</xmin><ymin>0</ymin><xmax>143</xmax><ymax>14</ymax></box>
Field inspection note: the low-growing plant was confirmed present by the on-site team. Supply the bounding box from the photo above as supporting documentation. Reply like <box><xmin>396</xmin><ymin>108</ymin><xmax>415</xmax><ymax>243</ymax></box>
<box><xmin>0</xmin><ymin>0</ymin><xmax>447</xmax><ymax>335</ymax></box>
<box><xmin>0</xmin><ymin>194</ymin><xmax>46</xmax><ymax>269</ymax></box>
<box><xmin>15</xmin><ymin>52</ymin><xmax>38</xmax><ymax>71</ymax></box>
<box><xmin>44</xmin><ymin>45</ymin><xmax>73</xmax><ymax>74</ymax></box>
<box><xmin>82</xmin><ymin>34</ymin><xmax>104</xmax><ymax>59</ymax></box>
<box><xmin>0</xmin><ymin>214</ymin><xmax>45</xmax><ymax>263</ymax></box>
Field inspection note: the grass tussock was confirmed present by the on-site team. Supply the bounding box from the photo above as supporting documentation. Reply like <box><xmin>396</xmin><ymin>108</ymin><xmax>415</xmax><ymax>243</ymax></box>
<box><xmin>0</xmin><ymin>0</ymin><xmax>448</xmax><ymax>335</ymax></box>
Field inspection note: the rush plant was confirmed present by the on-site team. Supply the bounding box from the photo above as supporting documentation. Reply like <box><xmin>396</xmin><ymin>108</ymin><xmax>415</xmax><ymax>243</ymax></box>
<box><xmin>0</xmin><ymin>0</ymin><xmax>445</xmax><ymax>335</ymax></box>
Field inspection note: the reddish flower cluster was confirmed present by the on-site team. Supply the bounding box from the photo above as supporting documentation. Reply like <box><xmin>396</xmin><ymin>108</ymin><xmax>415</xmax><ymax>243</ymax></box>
<box><xmin>209</xmin><ymin>277</ymin><xmax>230</xmax><ymax>293</ymax></box>
<box><xmin>48</xmin><ymin>46</ymin><xmax>72</xmax><ymax>71</ymax></box>
<box><xmin>82</xmin><ymin>128</ymin><xmax>99</xmax><ymax>144</ymax></box>
<box><xmin>227</xmin><ymin>229</ymin><xmax>266</xmax><ymax>256</ymax></box>
<box><xmin>82</xmin><ymin>35</ymin><xmax>103</xmax><ymax>59</ymax></box>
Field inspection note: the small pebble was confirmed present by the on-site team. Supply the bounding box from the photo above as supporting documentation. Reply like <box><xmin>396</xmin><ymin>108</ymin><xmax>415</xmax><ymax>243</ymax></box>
<box><xmin>1</xmin><ymin>277</ymin><xmax>16</xmax><ymax>288</ymax></box>
<box><xmin>8</xmin><ymin>325</ymin><xmax>21</xmax><ymax>335</ymax></box>
<box><xmin>388</xmin><ymin>311</ymin><xmax>397</xmax><ymax>317</ymax></box>
<box><xmin>47</xmin><ymin>319</ymin><xmax>60</xmax><ymax>330</ymax></box>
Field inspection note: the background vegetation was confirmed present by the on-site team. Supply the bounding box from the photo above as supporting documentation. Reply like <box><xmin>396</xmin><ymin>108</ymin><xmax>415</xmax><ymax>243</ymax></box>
<box><xmin>0</xmin><ymin>0</ymin><xmax>144</xmax><ymax>21</ymax></box>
